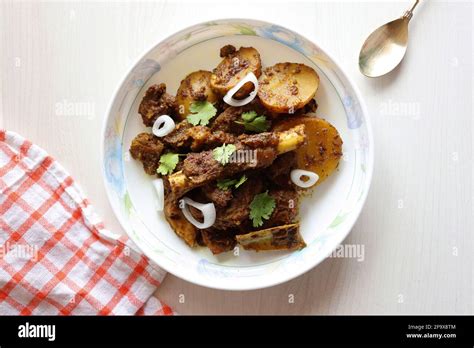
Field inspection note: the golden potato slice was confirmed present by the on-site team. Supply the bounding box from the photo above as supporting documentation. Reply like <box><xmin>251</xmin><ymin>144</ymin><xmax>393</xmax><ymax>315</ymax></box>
<box><xmin>176</xmin><ymin>70</ymin><xmax>219</xmax><ymax>120</ymax></box>
<box><xmin>273</xmin><ymin>116</ymin><xmax>343</xmax><ymax>184</ymax></box>
<box><xmin>210</xmin><ymin>46</ymin><xmax>262</xmax><ymax>98</ymax></box>
<box><xmin>258</xmin><ymin>63</ymin><xmax>319</xmax><ymax>113</ymax></box>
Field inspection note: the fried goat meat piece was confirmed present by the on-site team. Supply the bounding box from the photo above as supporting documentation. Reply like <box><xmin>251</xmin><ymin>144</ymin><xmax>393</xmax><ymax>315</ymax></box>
<box><xmin>211</xmin><ymin>176</ymin><xmax>264</xmax><ymax>231</ymax></box>
<box><xmin>210</xmin><ymin>99</ymin><xmax>270</xmax><ymax>135</ymax></box>
<box><xmin>138</xmin><ymin>83</ymin><xmax>177</xmax><ymax>127</ymax></box>
<box><xmin>167</xmin><ymin>125</ymin><xmax>306</xmax><ymax>198</ymax></box>
<box><xmin>264</xmin><ymin>152</ymin><xmax>297</xmax><ymax>188</ymax></box>
<box><xmin>200</xmin><ymin>183</ymin><xmax>233</xmax><ymax>208</ymax></box>
<box><xmin>200</xmin><ymin>229</ymin><xmax>237</xmax><ymax>255</ymax></box>
<box><xmin>163</xmin><ymin>120</ymin><xmax>237</xmax><ymax>152</ymax></box>
<box><xmin>236</xmin><ymin>223</ymin><xmax>306</xmax><ymax>251</ymax></box>
<box><xmin>262</xmin><ymin>188</ymin><xmax>299</xmax><ymax>228</ymax></box>
<box><xmin>183</xmin><ymin>132</ymin><xmax>279</xmax><ymax>187</ymax></box>
<box><xmin>129</xmin><ymin>133</ymin><xmax>164</xmax><ymax>175</ymax></box>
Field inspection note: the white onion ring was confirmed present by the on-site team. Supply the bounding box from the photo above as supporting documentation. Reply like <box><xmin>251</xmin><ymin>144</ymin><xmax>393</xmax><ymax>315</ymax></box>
<box><xmin>152</xmin><ymin>178</ymin><xmax>164</xmax><ymax>211</ymax></box>
<box><xmin>223</xmin><ymin>72</ymin><xmax>259</xmax><ymax>107</ymax></box>
<box><xmin>152</xmin><ymin>115</ymin><xmax>175</xmax><ymax>137</ymax></box>
<box><xmin>180</xmin><ymin>197</ymin><xmax>216</xmax><ymax>229</ymax></box>
<box><xmin>290</xmin><ymin>169</ymin><xmax>319</xmax><ymax>188</ymax></box>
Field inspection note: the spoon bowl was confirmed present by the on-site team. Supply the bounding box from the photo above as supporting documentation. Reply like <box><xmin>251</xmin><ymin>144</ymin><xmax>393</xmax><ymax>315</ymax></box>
<box><xmin>359</xmin><ymin>17</ymin><xmax>409</xmax><ymax>77</ymax></box>
<box><xmin>359</xmin><ymin>0</ymin><xmax>420</xmax><ymax>77</ymax></box>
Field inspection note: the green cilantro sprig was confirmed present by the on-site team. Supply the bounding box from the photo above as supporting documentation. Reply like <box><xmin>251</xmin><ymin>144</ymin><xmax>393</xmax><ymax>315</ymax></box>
<box><xmin>212</xmin><ymin>143</ymin><xmax>236</xmax><ymax>165</ymax></box>
<box><xmin>235</xmin><ymin>111</ymin><xmax>270</xmax><ymax>133</ymax></box>
<box><xmin>217</xmin><ymin>175</ymin><xmax>247</xmax><ymax>190</ymax></box>
<box><xmin>249</xmin><ymin>191</ymin><xmax>276</xmax><ymax>228</ymax></box>
<box><xmin>157</xmin><ymin>152</ymin><xmax>179</xmax><ymax>175</ymax></box>
<box><xmin>187</xmin><ymin>101</ymin><xmax>217</xmax><ymax>126</ymax></box>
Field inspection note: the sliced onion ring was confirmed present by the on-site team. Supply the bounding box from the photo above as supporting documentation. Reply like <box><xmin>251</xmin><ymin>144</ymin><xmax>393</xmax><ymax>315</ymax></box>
<box><xmin>152</xmin><ymin>178</ymin><xmax>164</xmax><ymax>211</ymax></box>
<box><xmin>180</xmin><ymin>197</ymin><xmax>216</xmax><ymax>229</ymax></box>
<box><xmin>223</xmin><ymin>72</ymin><xmax>259</xmax><ymax>107</ymax></box>
<box><xmin>152</xmin><ymin>115</ymin><xmax>175</xmax><ymax>137</ymax></box>
<box><xmin>291</xmin><ymin>169</ymin><xmax>319</xmax><ymax>188</ymax></box>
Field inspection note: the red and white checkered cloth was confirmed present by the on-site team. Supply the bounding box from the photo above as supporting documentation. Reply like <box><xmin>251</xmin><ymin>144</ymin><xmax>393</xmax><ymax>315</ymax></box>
<box><xmin>0</xmin><ymin>130</ymin><xmax>174</xmax><ymax>315</ymax></box>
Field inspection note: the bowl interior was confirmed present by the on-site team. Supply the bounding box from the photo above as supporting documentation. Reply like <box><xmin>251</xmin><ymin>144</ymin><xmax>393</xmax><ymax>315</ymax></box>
<box><xmin>103</xmin><ymin>20</ymin><xmax>372</xmax><ymax>290</ymax></box>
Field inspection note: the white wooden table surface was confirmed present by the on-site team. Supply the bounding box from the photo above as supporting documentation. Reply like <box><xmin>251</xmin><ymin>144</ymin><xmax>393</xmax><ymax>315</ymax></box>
<box><xmin>1</xmin><ymin>0</ymin><xmax>472</xmax><ymax>314</ymax></box>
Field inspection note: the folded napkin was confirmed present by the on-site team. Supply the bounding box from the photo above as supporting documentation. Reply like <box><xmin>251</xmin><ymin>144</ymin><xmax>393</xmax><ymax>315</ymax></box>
<box><xmin>0</xmin><ymin>130</ymin><xmax>173</xmax><ymax>315</ymax></box>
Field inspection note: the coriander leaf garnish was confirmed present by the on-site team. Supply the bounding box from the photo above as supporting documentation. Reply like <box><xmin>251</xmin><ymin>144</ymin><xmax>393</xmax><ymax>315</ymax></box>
<box><xmin>212</xmin><ymin>143</ymin><xmax>236</xmax><ymax>165</ymax></box>
<box><xmin>157</xmin><ymin>152</ymin><xmax>179</xmax><ymax>175</ymax></box>
<box><xmin>245</xmin><ymin>116</ymin><xmax>270</xmax><ymax>132</ymax></box>
<box><xmin>234</xmin><ymin>174</ymin><xmax>248</xmax><ymax>188</ymax></box>
<box><xmin>242</xmin><ymin>111</ymin><xmax>258</xmax><ymax>122</ymax></box>
<box><xmin>187</xmin><ymin>101</ymin><xmax>217</xmax><ymax>126</ymax></box>
<box><xmin>249</xmin><ymin>191</ymin><xmax>276</xmax><ymax>228</ymax></box>
<box><xmin>216</xmin><ymin>179</ymin><xmax>234</xmax><ymax>190</ymax></box>
<box><xmin>235</xmin><ymin>111</ymin><xmax>270</xmax><ymax>133</ymax></box>
<box><xmin>217</xmin><ymin>175</ymin><xmax>247</xmax><ymax>190</ymax></box>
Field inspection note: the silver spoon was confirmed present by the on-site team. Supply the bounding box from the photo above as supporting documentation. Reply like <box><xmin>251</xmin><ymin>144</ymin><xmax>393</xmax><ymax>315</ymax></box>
<box><xmin>359</xmin><ymin>0</ymin><xmax>420</xmax><ymax>77</ymax></box>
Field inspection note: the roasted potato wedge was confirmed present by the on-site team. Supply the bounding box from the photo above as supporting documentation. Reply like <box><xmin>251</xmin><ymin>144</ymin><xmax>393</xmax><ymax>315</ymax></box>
<box><xmin>273</xmin><ymin>116</ymin><xmax>343</xmax><ymax>184</ymax></box>
<box><xmin>258</xmin><ymin>63</ymin><xmax>319</xmax><ymax>113</ymax></box>
<box><xmin>176</xmin><ymin>70</ymin><xmax>219</xmax><ymax>120</ymax></box>
<box><xmin>165</xmin><ymin>212</ymin><xmax>197</xmax><ymax>247</ymax></box>
<box><xmin>236</xmin><ymin>223</ymin><xmax>305</xmax><ymax>251</ymax></box>
<box><xmin>164</xmin><ymin>195</ymin><xmax>197</xmax><ymax>247</ymax></box>
<box><xmin>211</xmin><ymin>46</ymin><xmax>262</xmax><ymax>98</ymax></box>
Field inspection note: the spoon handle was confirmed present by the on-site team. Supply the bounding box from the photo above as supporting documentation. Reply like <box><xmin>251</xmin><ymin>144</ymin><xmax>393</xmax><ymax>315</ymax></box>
<box><xmin>403</xmin><ymin>0</ymin><xmax>420</xmax><ymax>21</ymax></box>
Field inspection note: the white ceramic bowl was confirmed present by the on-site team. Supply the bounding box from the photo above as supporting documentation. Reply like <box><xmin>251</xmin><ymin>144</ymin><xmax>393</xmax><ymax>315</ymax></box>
<box><xmin>102</xmin><ymin>19</ymin><xmax>374</xmax><ymax>290</ymax></box>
